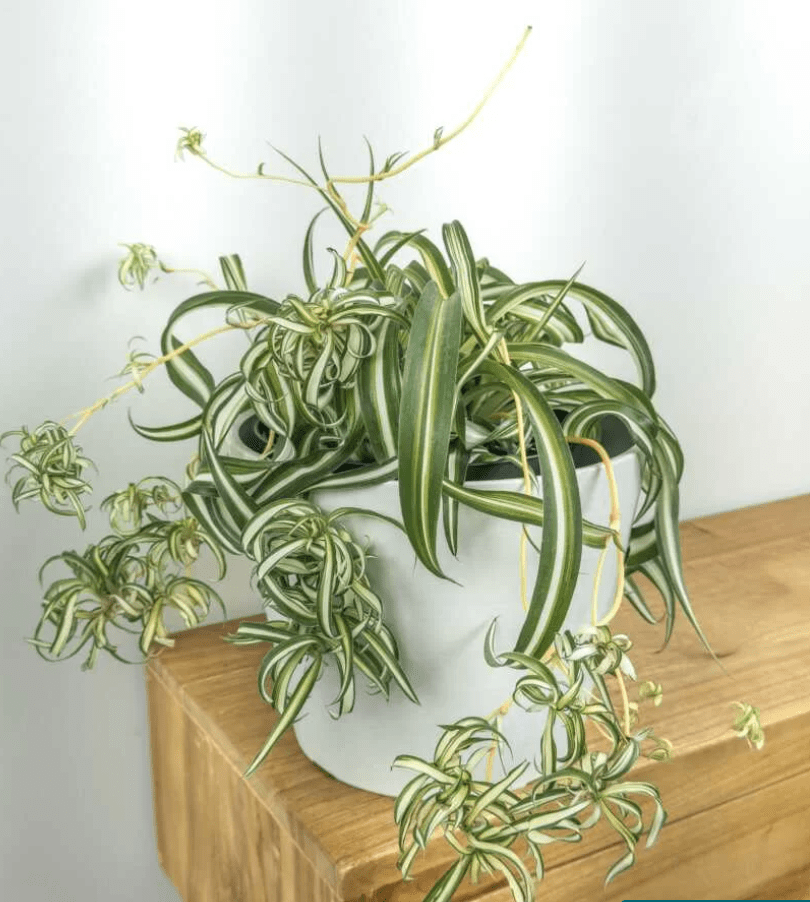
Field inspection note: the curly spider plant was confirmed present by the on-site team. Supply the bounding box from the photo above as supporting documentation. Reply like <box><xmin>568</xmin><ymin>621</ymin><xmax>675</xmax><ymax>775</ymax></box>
<box><xmin>1</xmin><ymin>197</ymin><xmax>702</xmax><ymax>901</ymax></box>
<box><xmin>2</xmin><ymin>27</ymin><xmax>760</xmax><ymax>902</ymax></box>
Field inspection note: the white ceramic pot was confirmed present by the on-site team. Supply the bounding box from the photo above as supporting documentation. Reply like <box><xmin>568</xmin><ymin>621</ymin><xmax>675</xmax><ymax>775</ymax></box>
<box><xmin>298</xmin><ymin>431</ymin><xmax>642</xmax><ymax>797</ymax></box>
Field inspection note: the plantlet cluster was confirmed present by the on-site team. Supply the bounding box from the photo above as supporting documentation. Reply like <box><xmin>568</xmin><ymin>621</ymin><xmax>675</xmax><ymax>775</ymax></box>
<box><xmin>227</xmin><ymin>498</ymin><xmax>417</xmax><ymax>775</ymax></box>
<box><xmin>26</xmin><ymin>478</ymin><xmax>224</xmax><ymax>671</ymax></box>
<box><xmin>2</xmin><ymin>421</ymin><xmax>94</xmax><ymax>527</ymax></box>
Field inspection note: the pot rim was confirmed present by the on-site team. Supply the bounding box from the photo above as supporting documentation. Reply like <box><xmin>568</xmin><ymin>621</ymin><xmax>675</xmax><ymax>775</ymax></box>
<box><xmin>312</xmin><ymin>444</ymin><xmax>641</xmax><ymax>497</ymax></box>
<box><xmin>237</xmin><ymin>413</ymin><xmax>640</xmax><ymax>487</ymax></box>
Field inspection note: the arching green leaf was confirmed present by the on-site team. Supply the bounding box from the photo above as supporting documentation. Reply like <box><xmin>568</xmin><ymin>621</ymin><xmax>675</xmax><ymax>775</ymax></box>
<box><xmin>398</xmin><ymin>282</ymin><xmax>463</xmax><ymax>578</ymax></box>
<box><xmin>478</xmin><ymin>361</ymin><xmax>582</xmax><ymax>657</ymax></box>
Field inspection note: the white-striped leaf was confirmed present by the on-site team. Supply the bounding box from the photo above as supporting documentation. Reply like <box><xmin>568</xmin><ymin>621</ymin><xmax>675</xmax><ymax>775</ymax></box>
<box><xmin>357</xmin><ymin>319</ymin><xmax>401</xmax><ymax>462</ymax></box>
<box><xmin>561</xmin><ymin>399</ymin><xmax>662</xmax><ymax>521</ymax></box>
<box><xmin>552</xmin><ymin>280</ymin><xmax>656</xmax><ymax>397</ymax></box>
<box><xmin>478</xmin><ymin>360</ymin><xmax>582</xmax><ymax>657</ymax></box>
<box><xmin>487</xmin><ymin>283</ymin><xmax>584</xmax><ymax>344</ymax></box>
<box><xmin>252</xmin><ymin>417</ymin><xmax>364</xmax><ymax>504</ymax></box>
<box><xmin>421</xmin><ymin>858</ymin><xmax>471</xmax><ymax>902</ymax></box>
<box><xmin>220</xmin><ymin>254</ymin><xmax>247</xmax><ymax>291</ymax></box>
<box><xmin>622</xmin><ymin>575</ymin><xmax>659</xmax><ymax>625</ymax></box>
<box><xmin>182</xmin><ymin>488</ymin><xmax>242</xmax><ymax>554</ymax></box>
<box><xmin>625</xmin><ymin>521</ymin><xmax>657</xmax><ymax>571</ymax></box>
<box><xmin>241</xmin><ymin>498</ymin><xmax>313</xmax><ymax>560</ymax></box>
<box><xmin>653</xmin><ymin>450</ymin><xmax>712</xmax><ymax>652</ymax></box>
<box><xmin>397</xmin><ymin>282</ymin><xmax>463</xmax><ymax>578</ymax></box>
<box><xmin>202</xmin><ymin>373</ymin><xmax>251</xmax><ymax>448</ymax></box>
<box><xmin>377</xmin><ymin>232</ymin><xmax>455</xmax><ymax>297</ymax></box>
<box><xmin>465</xmin><ymin>762</ymin><xmax>529</xmax><ymax>826</ymax></box>
<box><xmin>375</xmin><ymin>229</ymin><xmax>427</xmax><ymax>268</ymax></box>
<box><xmin>509</xmin><ymin>343</ymin><xmax>657</xmax><ymax>423</ymax></box>
<box><xmin>302</xmin><ymin>209</ymin><xmax>328</xmax><ymax>293</ymax></box>
<box><xmin>128</xmin><ymin>411</ymin><xmax>203</xmax><ymax>443</ymax></box>
<box><xmin>441</xmin><ymin>479</ymin><xmax>614</xmax><ymax>550</ymax></box>
<box><xmin>166</xmin><ymin>334</ymin><xmax>215</xmax><ymax>409</ymax></box>
<box><xmin>604</xmin><ymin>849</ymin><xmax>636</xmax><ymax>885</ymax></box>
<box><xmin>361</xmin><ymin>629</ymin><xmax>418</xmax><ymax>702</ymax></box>
<box><xmin>160</xmin><ymin>290</ymin><xmax>279</xmax><ymax>409</ymax></box>
<box><xmin>443</xmin><ymin>220</ymin><xmax>489</xmax><ymax>344</ymax></box>
<box><xmin>309</xmin><ymin>458</ymin><xmax>398</xmax><ymax>491</ymax></box>
<box><xmin>200</xmin><ymin>429</ymin><xmax>257</xmax><ymax>529</ymax></box>
<box><xmin>325</xmin><ymin>248</ymin><xmax>347</xmax><ymax>290</ymax></box>
<box><xmin>244</xmin><ymin>654</ymin><xmax>322</xmax><ymax>777</ymax></box>
<box><xmin>402</xmin><ymin>261</ymin><xmax>430</xmax><ymax>292</ymax></box>
<box><xmin>330</xmin><ymin>613</ymin><xmax>355</xmax><ymax>714</ymax></box>
<box><xmin>315</xmin><ymin>533</ymin><xmax>337</xmax><ymax>637</ymax></box>
<box><xmin>441</xmin><ymin>437</ymin><xmax>468</xmax><ymax>557</ymax></box>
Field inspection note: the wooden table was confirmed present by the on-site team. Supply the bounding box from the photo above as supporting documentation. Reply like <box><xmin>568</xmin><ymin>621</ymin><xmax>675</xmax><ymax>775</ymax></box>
<box><xmin>146</xmin><ymin>495</ymin><xmax>810</xmax><ymax>901</ymax></box>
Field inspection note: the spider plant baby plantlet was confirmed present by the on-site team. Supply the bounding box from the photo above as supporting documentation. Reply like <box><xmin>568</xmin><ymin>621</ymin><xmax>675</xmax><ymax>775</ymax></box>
<box><xmin>2</xmin><ymin>26</ymin><xmax>763</xmax><ymax>902</ymax></box>
<box><xmin>2</xmin><ymin>421</ymin><xmax>94</xmax><ymax>527</ymax></box>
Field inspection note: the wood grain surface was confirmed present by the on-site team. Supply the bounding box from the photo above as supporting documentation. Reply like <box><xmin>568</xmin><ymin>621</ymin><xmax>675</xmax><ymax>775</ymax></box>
<box><xmin>146</xmin><ymin>494</ymin><xmax>810</xmax><ymax>901</ymax></box>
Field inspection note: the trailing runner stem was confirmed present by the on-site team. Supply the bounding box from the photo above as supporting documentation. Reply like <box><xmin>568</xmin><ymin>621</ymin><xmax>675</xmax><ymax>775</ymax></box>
<box><xmin>63</xmin><ymin>319</ymin><xmax>270</xmax><ymax>436</ymax></box>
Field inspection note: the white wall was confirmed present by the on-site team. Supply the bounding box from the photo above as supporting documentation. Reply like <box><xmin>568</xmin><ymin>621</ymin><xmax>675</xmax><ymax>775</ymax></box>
<box><xmin>1</xmin><ymin>2</ymin><xmax>807</xmax><ymax>899</ymax></box>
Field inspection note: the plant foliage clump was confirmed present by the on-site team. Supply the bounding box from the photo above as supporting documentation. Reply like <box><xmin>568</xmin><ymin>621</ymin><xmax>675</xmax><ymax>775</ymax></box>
<box><xmin>2</xmin><ymin>28</ymin><xmax>761</xmax><ymax>901</ymax></box>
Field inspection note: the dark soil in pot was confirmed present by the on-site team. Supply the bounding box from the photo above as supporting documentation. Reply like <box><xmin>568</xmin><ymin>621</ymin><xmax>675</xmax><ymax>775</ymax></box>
<box><xmin>237</xmin><ymin>412</ymin><xmax>634</xmax><ymax>482</ymax></box>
